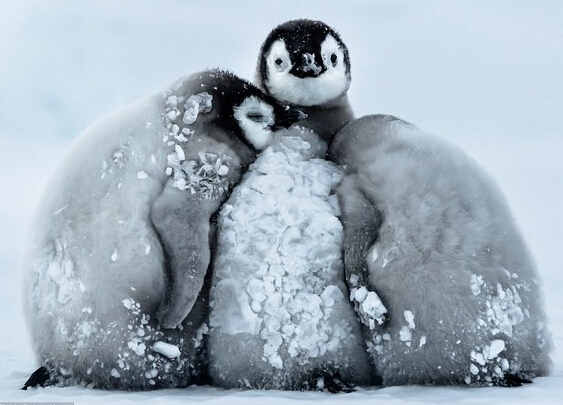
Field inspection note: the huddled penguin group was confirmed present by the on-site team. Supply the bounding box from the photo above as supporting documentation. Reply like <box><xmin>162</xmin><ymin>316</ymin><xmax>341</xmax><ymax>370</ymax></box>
<box><xmin>23</xmin><ymin>19</ymin><xmax>551</xmax><ymax>392</ymax></box>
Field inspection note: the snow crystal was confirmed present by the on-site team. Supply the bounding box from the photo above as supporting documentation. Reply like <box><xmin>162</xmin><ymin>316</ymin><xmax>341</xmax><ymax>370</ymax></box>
<box><xmin>399</xmin><ymin>326</ymin><xmax>412</xmax><ymax>345</ymax></box>
<box><xmin>111</xmin><ymin>249</ymin><xmax>118</xmax><ymax>262</ymax></box>
<box><xmin>136</xmin><ymin>171</ymin><xmax>149</xmax><ymax>180</ymax></box>
<box><xmin>350</xmin><ymin>286</ymin><xmax>387</xmax><ymax>330</ymax></box>
<box><xmin>217</xmin><ymin>164</ymin><xmax>229</xmax><ymax>176</ymax></box>
<box><xmin>471</xmin><ymin>274</ymin><xmax>484</xmax><ymax>296</ymax></box>
<box><xmin>193</xmin><ymin>323</ymin><xmax>209</xmax><ymax>349</ymax></box>
<box><xmin>110</xmin><ymin>368</ymin><xmax>121</xmax><ymax>378</ymax></box>
<box><xmin>44</xmin><ymin>240</ymin><xmax>84</xmax><ymax>304</ymax></box>
<box><xmin>486</xmin><ymin>339</ymin><xmax>506</xmax><ymax>360</ymax></box>
<box><xmin>500</xmin><ymin>358</ymin><xmax>510</xmax><ymax>370</ymax></box>
<box><xmin>127</xmin><ymin>338</ymin><xmax>146</xmax><ymax>356</ymax></box>
<box><xmin>404</xmin><ymin>310</ymin><xmax>415</xmax><ymax>329</ymax></box>
<box><xmin>484</xmin><ymin>281</ymin><xmax>525</xmax><ymax>338</ymax></box>
<box><xmin>168</xmin><ymin>152</ymin><xmax>231</xmax><ymax>197</ymax></box>
<box><xmin>161</xmin><ymin>90</ymin><xmax>224</xmax><ymax>196</ymax></box>
<box><xmin>349</xmin><ymin>274</ymin><xmax>360</xmax><ymax>286</ymax></box>
<box><xmin>182</xmin><ymin>92</ymin><xmax>213</xmax><ymax>125</ymax></box>
<box><xmin>468</xmin><ymin>339</ymin><xmax>510</xmax><ymax>384</ymax></box>
<box><xmin>122</xmin><ymin>297</ymin><xmax>141</xmax><ymax>316</ymax></box>
<box><xmin>419</xmin><ymin>336</ymin><xmax>427</xmax><ymax>347</ymax></box>
<box><xmin>174</xmin><ymin>144</ymin><xmax>185</xmax><ymax>161</ymax></box>
<box><xmin>471</xmin><ymin>350</ymin><xmax>486</xmax><ymax>366</ymax></box>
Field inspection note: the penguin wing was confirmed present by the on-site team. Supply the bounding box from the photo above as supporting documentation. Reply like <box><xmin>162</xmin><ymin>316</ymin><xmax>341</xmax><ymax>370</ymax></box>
<box><xmin>337</xmin><ymin>173</ymin><xmax>389</xmax><ymax>329</ymax></box>
<box><xmin>150</xmin><ymin>181</ymin><xmax>222</xmax><ymax>329</ymax></box>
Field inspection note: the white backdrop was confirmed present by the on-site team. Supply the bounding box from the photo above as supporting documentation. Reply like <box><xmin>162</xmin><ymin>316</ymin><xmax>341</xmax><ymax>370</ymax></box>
<box><xmin>1</xmin><ymin>1</ymin><xmax>561</xmax><ymax>403</ymax></box>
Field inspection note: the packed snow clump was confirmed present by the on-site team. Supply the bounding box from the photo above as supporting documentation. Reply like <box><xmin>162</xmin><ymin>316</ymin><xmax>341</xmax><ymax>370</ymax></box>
<box><xmin>161</xmin><ymin>91</ymin><xmax>230</xmax><ymax>197</ymax></box>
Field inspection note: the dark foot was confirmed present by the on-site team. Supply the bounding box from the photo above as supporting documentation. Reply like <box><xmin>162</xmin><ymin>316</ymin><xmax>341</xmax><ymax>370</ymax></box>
<box><xmin>498</xmin><ymin>374</ymin><xmax>533</xmax><ymax>387</ymax></box>
<box><xmin>21</xmin><ymin>366</ymin><xmax>50</xmax><ymax>390</ymax></box>
<box><xmin>313</xmin><ymin>371</ymin><xmax>356</xmax><ymax>394</ymax></box>
<box><xmin>322</xmin><ymin>375</ymin><xmax>355</xmax><ymax>394</ymax></box>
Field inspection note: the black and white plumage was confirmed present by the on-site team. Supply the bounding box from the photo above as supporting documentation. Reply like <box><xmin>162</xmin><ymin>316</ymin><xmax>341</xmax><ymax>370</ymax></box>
<box><xmin>330</xmin><ymin>114</ymin><xmax>552</xmax><ymax>386</ymax></box>
<box><xmin>256</xmin><ymin>19</ymin><xmax>353</xmax><ymax>144</ymax></box>
<box><xmin>22</xmin><ymin>69</ymin><xmax>303</xmax><ymax>390</ymax></box>
<box><xmin>208</xmin><ymin>127</ymin><xmax>376</xmax><ymax>391</ymax></box>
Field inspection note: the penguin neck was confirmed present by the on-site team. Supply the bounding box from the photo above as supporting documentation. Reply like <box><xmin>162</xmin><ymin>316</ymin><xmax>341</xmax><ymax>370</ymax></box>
<box><xmin>297</xmin><ymin>94</ymin><xmax>354</xmax><ymax>146</ymax></box>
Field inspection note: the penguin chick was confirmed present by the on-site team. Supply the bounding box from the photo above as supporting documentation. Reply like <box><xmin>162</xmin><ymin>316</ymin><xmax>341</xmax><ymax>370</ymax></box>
<box><xmin>208</xmin><ymin>126</ymin><xmax>377</xmax><ymax>391</ymax></box>
<box><xmin>153</xmin><ymin>70</ymin><xmax>305</xmax><ymax>330</ymax></box>
<box><xmin>22</xmin><ymin>69</ymin><xmax>303</xmax><ymax>390</ymax></box>
<box><xmin>330</xmin><ymin>114</ymin><xmax>552</xmax><ymax>386</ymax></box>
<box><xmin>256</xmin><ymin>19</ymin><xmax>353</xmax><ymax>144</ymax></box>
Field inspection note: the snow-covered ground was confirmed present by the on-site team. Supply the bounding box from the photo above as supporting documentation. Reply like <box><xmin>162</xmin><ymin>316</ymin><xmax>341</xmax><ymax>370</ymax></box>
<box><xmin>1</xmin><ymin>0</ymin><xmax>562</xmax><ymax>403</ymax></box>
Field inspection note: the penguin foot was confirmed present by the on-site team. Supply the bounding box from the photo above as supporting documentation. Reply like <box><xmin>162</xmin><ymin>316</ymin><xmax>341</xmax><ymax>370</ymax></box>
<box><xmin>21</xmin><ymin>366</ymin><xmax>50</xmax><ymax>390</ymax></box>
<box><xmin>498</xmin><ymin>374</ymin><xmax>533</xmax><ymax>387</ymax></box>
<box><xmin>313</xmin><ymin>371</ymin><xmax>357</xmax><ymax>394</ymax></box>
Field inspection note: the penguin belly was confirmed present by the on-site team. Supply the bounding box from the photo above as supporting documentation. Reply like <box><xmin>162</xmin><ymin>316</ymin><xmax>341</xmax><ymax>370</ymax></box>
<box><xmin>333</xmin><ymin>115</ymin><xmax>552</xmax><ymax>386</ymax></box>
<box><xmin>208</xmin><ymin>128</ymin><xmax>375</xmax><ymax>391</ymax></box>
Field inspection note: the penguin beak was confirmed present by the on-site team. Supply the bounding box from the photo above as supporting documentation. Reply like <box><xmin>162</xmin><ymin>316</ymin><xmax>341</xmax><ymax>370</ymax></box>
<box><xmin>273</xmin><ymin>107</ymin><xmax>307</xmax><ymax>130</ymax></box>
<box><xmin>291</xmin><ymin>52</ymin><xmax>326</xmax><ymax>78</ymax></box>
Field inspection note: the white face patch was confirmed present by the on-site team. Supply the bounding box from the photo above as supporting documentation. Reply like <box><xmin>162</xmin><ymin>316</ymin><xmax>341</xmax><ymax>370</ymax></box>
<box><xmin>264</xmin><ymin>35</ymin><xmax>350</xmax><ymax>107</ymax></box>
<box><xmin>266</xmin><ymin>39</ymin><xmax>292</xmax><ymax>73</ymax></box>
<box><xmin>233</xmin><ymin>96</ymin><xmax>275</xmax><ymax>150</ymax></box>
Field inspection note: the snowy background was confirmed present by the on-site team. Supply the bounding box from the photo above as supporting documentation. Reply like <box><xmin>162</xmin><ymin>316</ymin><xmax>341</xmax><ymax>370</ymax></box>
<box><xmin>1</xmin><ymin>0</ymin><xmax>562</xmax><ymax>403</ymax></box>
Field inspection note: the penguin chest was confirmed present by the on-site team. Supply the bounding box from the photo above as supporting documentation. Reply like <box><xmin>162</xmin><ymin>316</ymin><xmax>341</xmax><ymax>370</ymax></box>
<box><xmin>210</xmin><ymin>138</ymin><xmax>354</xmax><ymax>369</ymax></box>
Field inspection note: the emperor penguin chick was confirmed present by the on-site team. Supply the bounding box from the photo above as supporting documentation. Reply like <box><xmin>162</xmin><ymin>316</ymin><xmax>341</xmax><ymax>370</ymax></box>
<box><xmin>208</xmin><ymin>127</ymin><xmax>377</xmax><ymax>392</ymax></box>
<box><xmin>330</xmin><ymin>115</ymin><xmax>552</xmax><ymax>386</ymax></box>
<box><xmin>22</xmin><ymin>69</ymin><xmax>303</xmax><ymax>390</ymax></box>
<box><xmin>256</xmin><ymin>19</ymin><xmax>353</xmax><ymax>144</ymax></box>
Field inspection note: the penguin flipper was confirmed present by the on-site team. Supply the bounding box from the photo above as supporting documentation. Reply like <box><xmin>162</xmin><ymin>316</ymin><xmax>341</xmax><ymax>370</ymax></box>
<box><xmin>21</xmin><ymin>366</ymin><xmax>50</xmax><ymax>390</ymax></box>
<box><xmin>337</xmin><ymin>175</ymin><xmax>381</xmax><ymax>281</ymax></box>
<box><xmin>151</xmin><ymin>182</ymin><xmax>223</xmax><ymax>329</ymax></box>
<box><xmin>337</xmin><ymin>174</ymin><xmax>389</xmax><ymax>327</ymax></box>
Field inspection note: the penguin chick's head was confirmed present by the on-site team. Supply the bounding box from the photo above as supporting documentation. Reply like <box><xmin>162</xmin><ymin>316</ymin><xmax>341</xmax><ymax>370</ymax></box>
<box><xmin>199</xmin><ymin>70</ymin><xmax>306</xmax><ymax>151</ymax></box>
<box><xmin>257</xmin><ymin>19</ymin><xmax>351</xmax><ymax>107</ymax></box>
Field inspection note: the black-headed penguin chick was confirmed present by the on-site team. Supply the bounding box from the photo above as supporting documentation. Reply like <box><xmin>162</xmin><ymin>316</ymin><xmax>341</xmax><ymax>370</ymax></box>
<box><xmin>256</xmin><ymin>19</ymin><xmax>353</xmax><ymax>144</ymax></box>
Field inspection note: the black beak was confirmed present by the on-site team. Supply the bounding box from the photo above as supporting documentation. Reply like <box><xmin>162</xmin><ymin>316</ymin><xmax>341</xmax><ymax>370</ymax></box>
<box><xmin>290</xmin><ymin>52</ymin><xmax>326</xmax><ymax>78</ymax></box>
<box><xmin>273</xmin><ymin>107</ymin><xmax>307</xmax><ymax>130</ymax></box>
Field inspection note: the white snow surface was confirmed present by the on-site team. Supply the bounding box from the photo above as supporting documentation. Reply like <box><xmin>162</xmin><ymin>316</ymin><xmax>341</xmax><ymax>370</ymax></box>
<box><xmin>1</xmin><ymin>1</ymin><xmax>562</xmax><ymax>404</ymax></box>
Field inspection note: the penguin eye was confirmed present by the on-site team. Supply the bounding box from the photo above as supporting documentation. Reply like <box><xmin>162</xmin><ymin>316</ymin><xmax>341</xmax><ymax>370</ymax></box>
<box><xmin>268</xmin><ymin>40</ymin><xmax>291</xmax><ymax>72</ymax></box>
<box><xmin>246</xmin><ymin>112</ymin><xmax>265</xmax><ymax>122</ymax></box>
<box><xmin>272</xmin><ymin>56</ymin><xmax>289</xmax><ymax>72</ymax></box>
<box><xmin>330</xmin><ymin>53</ymin><xmax>338</xmax><ymax>66</ymax></box>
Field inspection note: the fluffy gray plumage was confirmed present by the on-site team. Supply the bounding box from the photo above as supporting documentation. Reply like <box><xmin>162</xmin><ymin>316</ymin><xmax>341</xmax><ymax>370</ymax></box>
<box><xmin>23</xmin><ymin>69</ymin><xmax>302</xmax><ymax>390</ymax></box>
<box><xmin>330</xmin><ymin>114</ymin><xmax>552</xmax><ymax>386</ymax></box>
